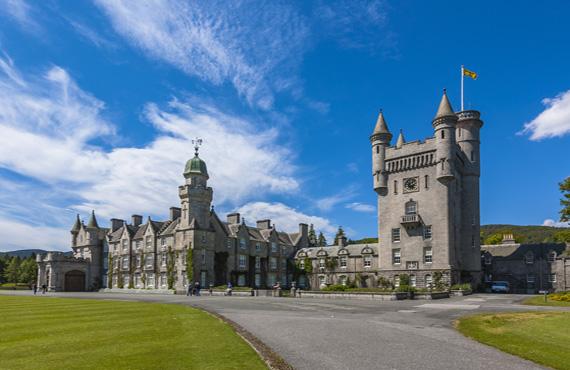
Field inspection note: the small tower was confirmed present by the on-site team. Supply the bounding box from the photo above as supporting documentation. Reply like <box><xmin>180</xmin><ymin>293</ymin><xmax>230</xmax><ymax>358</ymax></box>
<box><xmin>370</xmin><ymin>110</ymin><xmax>393</xmax><ymax>194</ymax></box>
<box><xmin>86</xmin><ymin>210</ymin><xmax>99</xmax><ymax>229</ymax></box>
<box><xmin>70</xmin><ymin>214</ymin><xmax>81</xmax><ymax>247</ymax></box>
<box><xmin>395</xmin><ymin>129</ymin><xmax>405</xmax><ymax>149</ymax></box>
<box><xmin>179</xmin><ymin>138</ymin><xmax>213</xmax><ymax>229</ymax></box>
<box><xmin>456</xmin><ymin>109</ymin><xmax>483</xmax><ymax>176</ymax></box>
<box><xmin>432</xmin><ymin>90</ymin><xmax>458</xmax><ymax>182</ymax></box>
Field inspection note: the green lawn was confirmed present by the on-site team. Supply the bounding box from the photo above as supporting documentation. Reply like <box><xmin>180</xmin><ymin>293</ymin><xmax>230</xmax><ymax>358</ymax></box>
<box><xmin>523</xmin><ymin>295</ymin><xmax>570</xmax><ymax>307</ymax></box>
<box><xmin>456</xmin><ymin>312</ymin><xmax>570</xmax><ymax>370</ymax></box>
<box><xmin>0</xmin><ymin>296</ymin><xmax>267</xmax><ymax>370</ymax></box>
<box><xmin>0</xmin><ymin>283</ymin><xmax>30</xmax><ymax>290</ymax></box>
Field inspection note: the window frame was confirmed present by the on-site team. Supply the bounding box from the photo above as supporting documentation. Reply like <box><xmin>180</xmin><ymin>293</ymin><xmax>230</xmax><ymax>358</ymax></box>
<box><xmin>392</xmin><ymin>249</ymin><xmax>401</xmax><ymax>265</ymax></box>
<box><xmin>391</xmin><ymin>228</ymin><xmax>401</xmax><ymax>243</ymax></box>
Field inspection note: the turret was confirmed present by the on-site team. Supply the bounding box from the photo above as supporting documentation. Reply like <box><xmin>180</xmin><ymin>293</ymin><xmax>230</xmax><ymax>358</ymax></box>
<box><xmin>432</xmin><ymin>90</ymin><xmax>458</xmax><ymax>182</ymax></box>
<box><xmin>395</xmin><ymin>129</ymin><xmax>405</xmax><ymax>149</ymax></box>
<box><xmin>456</xmin><ymin>110</ymin><xmax>483</xmax><ymax>176</ymax></box>
<box><xmin>370</xmin><ymin>110</ymin><xmax>393</xmax><ymax>194</ymax></box>
<box><xmin>179</xmin><ymin>139</ymin><xmax>213</xmax><ymax>229</ymax></box>
<box><xmin>86</xmin><ymin>210</ymin><xmax>99</xmax><ymax>229</ymax></box>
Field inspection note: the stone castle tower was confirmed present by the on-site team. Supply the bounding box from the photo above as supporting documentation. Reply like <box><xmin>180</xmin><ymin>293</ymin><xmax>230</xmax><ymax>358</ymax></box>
<box><xmin>370</xmin><ymin>90</ymin><xmax>483</xmax><ymax>286</ymax></box>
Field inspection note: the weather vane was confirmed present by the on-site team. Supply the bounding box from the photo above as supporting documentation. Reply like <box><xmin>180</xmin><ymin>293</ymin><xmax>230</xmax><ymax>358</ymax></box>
<box><xmin>192</xmin><ymin>137</ymin><xmax>203</xmax><ymax>156</ymax></box>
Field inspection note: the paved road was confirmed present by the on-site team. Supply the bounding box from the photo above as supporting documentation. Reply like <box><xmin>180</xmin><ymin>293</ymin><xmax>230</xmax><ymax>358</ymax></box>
<box><xmin>2</xmin><ymin>291</ymin><xmax>565</xmax><ymax>370</ymax></box>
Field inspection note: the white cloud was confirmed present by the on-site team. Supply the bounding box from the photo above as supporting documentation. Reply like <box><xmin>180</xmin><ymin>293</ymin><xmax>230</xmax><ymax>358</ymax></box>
<box><xmin>66</xmin><ymin>19</ymin><xmax>117</xmax><ymax>49</ymax></box>
<box><xmin>521</xmin><ymin>90</ymin><xmax>570</xmax><ymax>140</ymax></box>
<box><xmin>235</xmin><ymin>201</ymin><xmax>336</xmax><ymax>237</ymax></box>
<box><xmin>0</xmin><ymin>217</ymin><xmax>69</xmax><ymax>252</ymax></box>
<box><xmin>542</xmin><ymin>219</ymin><xmax>570</xmax><ymax>228</ymax></box>
<box><xmin>1</xmin><ymin>0</ymin><xmax>41</xmax><ymax>33</ymax></box>
<box><xmin>345</xmin><ymin>202</ymin><xmax>375</xmax><ymax>213</ymax></box>
<box><xmin>0</xmin><ymin>52</ymin><xmax>301</xmax><ymax>249</ymax></box>
<box><xmin>96</xmin><ymin>0</ymin><xmax>309</xmax><ymax>109</ymax></box>
<box><xmin>315</xmin><ymin>188</ymin><xmax>356</xmax><ymax>211</ymax></box>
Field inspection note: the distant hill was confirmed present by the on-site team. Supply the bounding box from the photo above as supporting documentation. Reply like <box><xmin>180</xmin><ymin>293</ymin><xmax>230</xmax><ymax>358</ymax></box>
<box><xmin>347</xmin><ymin>224</ymin><xmax>570</xmax><ymax>246</ymax></box>
<box><xmin>0</xmin><ymin>249</ymin><xmax>72</xmax><ymax>258</ymax></box>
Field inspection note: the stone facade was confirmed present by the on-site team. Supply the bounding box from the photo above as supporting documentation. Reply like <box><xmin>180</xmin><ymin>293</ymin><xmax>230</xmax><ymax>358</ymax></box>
<box><xmin>37</xmin><ymin>212</ymin><xmax>108</xmax><ymax>292</ymax></box>
<box><xmin>296</xmin><ymin>91</ymin><xmax>482</xmax><ymax>290</ymax></box>
<box><xmin>481</xmin><ymin>235</ymin><xmax>569</xmax><ymax>293</ymax></box>
<box><xmin>39</xmin><ymin>148</ymin><xmax>309</xmax><ymax>292</ymax></box>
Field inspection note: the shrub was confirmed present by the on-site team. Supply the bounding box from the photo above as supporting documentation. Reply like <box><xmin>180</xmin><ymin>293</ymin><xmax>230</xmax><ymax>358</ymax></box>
<box><xmin>548</xmin><ymin>291</ymin><xmax>570</xmax><ymax>302</ymax></box>
<box><xmin>396</xmin><ymin>284</ymin><xmax>416</xmax><ymax>293</ymax></box>
<box><xmin>450</xmin><ymin>283</ymin><xmax>472</xmax><ymax>291</ymax></box>
<box><xmin>377</xmin><ymin>276</ymin><xmax>393</xmax><ymax>290</ymax></box>
<box><xmin>399</xmin><ymin>274</ymin><xmax>410</xmax><ymax>286</ymax></box>
<box><xmin>321</xmin><ymin>284</ymin><xmax>347</xmax><ymax>292</ymax></box>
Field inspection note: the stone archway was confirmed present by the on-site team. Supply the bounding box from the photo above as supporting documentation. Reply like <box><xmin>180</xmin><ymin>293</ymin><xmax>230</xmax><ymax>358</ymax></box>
<box><xmin>64</xmin><ymin>270</ymin><xmax>86</xmax><ymax>292</ymax></box>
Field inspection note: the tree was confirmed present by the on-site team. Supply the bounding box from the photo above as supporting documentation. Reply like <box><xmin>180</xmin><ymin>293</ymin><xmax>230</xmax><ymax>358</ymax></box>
<box><xmin>186</xmin><ymin>246</ymin><xmax>193</xmax><ymax>284</ymax></box>
<box><xmin>554</xmin><ymin>229</ymin><xmax>570</xmax><ymax>243</ymax></box>
<box><xmin>4</xmin><ymin>257</ymin><xmax>20</xmax><ymax>283</ymax></box>
<box><xmin>560</xmin><ymin>177</ymin><xmax>570</xmax><ymax>222</ymax></box>
<box><xmin>18</xmin><ymin>258</ymin><xmax>37</xmax><ymax>284</ymax></box>
<box><xmin>308</xmin><ymin>224</ymin><xmax>317</xmax><ymax>247</ymax></box>
<box><xmin>317</xmin><ymin>232</ymin><xmax>327</xmax><ymax>248</ymax></box>
<box><xmin>483</xmin><ymin>232</ymin><xmax>524</xmax><ymax>245</ymax></box>
<box><xmin>0</xmin><ymin>256</ymin><xmax>6</xmax><ymax>284</ymax></box>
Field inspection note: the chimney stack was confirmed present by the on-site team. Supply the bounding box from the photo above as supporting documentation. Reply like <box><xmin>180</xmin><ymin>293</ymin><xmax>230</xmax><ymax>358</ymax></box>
<box><xmin>169</xmin><ymin>207</ymin><xmax>181</xmax><ymax>221</ymax></box>
<box><xmin>299</xmin><ymin>223</ymin><xmax>308</xmax><ymax>239</ymax></box>
<box><xmin>132</xmin><ymin>215</ymin><xmax>142</xmax><ymax>227</ymax></box>
<box><xmin>256</xmin><ymin>219</ymin><xmax>271</xmax><ymax>230</ymax></box>
<box><xmin>227</xmin><ymin>213</ymin><xmax>240</xmax><ymax>224</ymax></box>
<box><xmin>110</xmin><ymin>218</ymin><xmax>124</xmax><ymax>232</ymax></box>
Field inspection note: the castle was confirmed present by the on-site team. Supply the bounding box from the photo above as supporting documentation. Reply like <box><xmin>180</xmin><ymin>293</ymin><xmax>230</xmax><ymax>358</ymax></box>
<box><xmin>296</xmin><ymin>91</ymin><xmax>483</xmax><ymax>289</ymax></box>
<box><xmin>36</xmin><ymin>90</ymin><xmax>570</xmax><ymax>293</ymax></box>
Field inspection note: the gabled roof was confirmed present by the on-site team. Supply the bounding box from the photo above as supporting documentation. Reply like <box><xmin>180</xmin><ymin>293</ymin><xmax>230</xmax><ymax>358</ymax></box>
<box><xmin>107</xmin><ymin>223</ymin><xmax>137</xmax><ymax>242</ymax></box>
<box><xmin>159</xmin><ymin>218</ymin><xmax>180</xmax><ymax>236</ymax></box>
<box><xmin>481</xmin><ymin>243</ymin><xmax>567</xmax><ymax>259</ymax></box>
<box><xmin>133</xmin><ymin>223</ymin><xmax>149</xmax><ymax>239</ymax></box>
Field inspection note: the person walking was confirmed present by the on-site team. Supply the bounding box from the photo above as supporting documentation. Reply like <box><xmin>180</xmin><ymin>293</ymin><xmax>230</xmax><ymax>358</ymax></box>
<box><xmin>186</xmin><ymin>283</ymin><xmax>192</xmax><ymax>296</ymax></box>
<box><xmin>32</xmin><ymin>283</ymin><xmax>37</xmax><ymax>295</ymax></box>
<box><xmin>41</xmin><ymin>284</ymin><xmax>47</xmax><ymax>294</ymax></box>
<box><xmin>194</xmin><ymin>281</ymin><xmax>201</xmax><ymax>296</ymax></box>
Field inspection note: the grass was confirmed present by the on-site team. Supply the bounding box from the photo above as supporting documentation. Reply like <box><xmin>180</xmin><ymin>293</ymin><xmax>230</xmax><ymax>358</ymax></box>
<box><xmin>523</xmin><ymin>295</ymin><xmax>570</xmax><ymax>307</ymax></box>
<box><xmin>456</xmin><ymin>312</ymin><xmax>570</xmax><ymax>370</ymax></box>
<box><xmin>0</xmin><ymin>296</ymin><xmax>267</xmax><ymax>370</ymax></box>
<box><xmin>0</xmin><ymin>283</ymin><xmax>30</xmax><ymax>290</ymax></box>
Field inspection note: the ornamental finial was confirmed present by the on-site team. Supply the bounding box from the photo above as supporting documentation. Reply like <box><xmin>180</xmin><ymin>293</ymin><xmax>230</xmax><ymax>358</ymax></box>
<box><xmin>192</xmin><ymin>137</ymin><xmax>203</xmax><ymax>156</ymax></box>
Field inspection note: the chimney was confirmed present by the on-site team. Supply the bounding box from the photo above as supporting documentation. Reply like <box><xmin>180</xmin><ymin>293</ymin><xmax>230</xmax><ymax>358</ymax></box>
<box><xmin>501</xmin><ymin>233</ymin><xmax>515</xmax><ymax>244</ymax></box>
<box><xmin>227</xmin><ymin>213</ymin><xmax>240</xmax><ymax>224</ymax></box>
<box><xmin>132</xmin><ymin>215</ymin><xmax>143</xmax><ymax>227</ymax></box>
<box><xmin>169</xmin><ymin>207</ymin><xmax>181</xmax><ymax>221</ymax></box>
<box><xmin>110</xmin><ymin>218</ymin><xmax>124</xmax><ymax>232</ymax></box>
<box><xmin>256</xmin><ymin>219</ymin><xmax>271</xmax><ymax>230</ymax></box>
<box><xmin>299</xmin><ymin>223</ymin><xmax>308</xmax><ymax>239</ymax></box>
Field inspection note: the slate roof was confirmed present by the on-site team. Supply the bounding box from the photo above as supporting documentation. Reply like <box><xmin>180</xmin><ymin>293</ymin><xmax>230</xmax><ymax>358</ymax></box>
<box><xmin>481</xmin><ymin>243</ymin><xmax>567</xmax><ymax>259</ymax></box>
<box><xmin>296</xmin><ymin>243</ymin><xmax>379</xmax><ymax>258</ymax></box>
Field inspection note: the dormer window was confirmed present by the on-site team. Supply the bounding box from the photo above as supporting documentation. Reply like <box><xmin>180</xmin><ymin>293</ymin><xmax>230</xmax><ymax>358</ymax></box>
<box><xmin>525</xmin><ymin>252</ymin><xmax>534</xmax><ymax>264</ymax></box>
<box><xmin>240</xmin><ymin>238</ymin><xmax>247</xmax><ymax>249</ymax></box>
<box><xmin>484</xmin><ymin>254</ymin><xmax>492</xmax><ymax>265</ymax></box>
<box><xmin>548</xmin><ymin>251</ymin><xmax>556</xmax><ymax>263</ymax></box>
<box><xmin>339</xmin><ymin>256</ymin><xmax>347</xmax><ymax>268</ymax></box>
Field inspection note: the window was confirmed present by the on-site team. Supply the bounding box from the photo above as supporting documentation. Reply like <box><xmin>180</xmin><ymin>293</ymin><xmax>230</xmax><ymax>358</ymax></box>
<box><xmin>300</xmin><ymin>259</ymin><xmax>305</xmax><ymax>270</ymax></box>
<box><xmin>201</xmin><ymin>234</ymin><xmax>206</xmax><ymax>243</ymax></box>
<box><xmin>484</xmin><ymin>254</ymin><xmax>492</xmax><ymax>265</ymax></box>
<box><xmin>318</xmin><ymin>258</ymin><xmax>326</xmax><ymax>271</ymax></box>
<box><xmin>136</xmin><ymin>255</ymin><xmax>141</xmax><ymax>267</ymax></box>
<box><xmin>391</xmin><ymin>228</ymin><xmax>401</xmax><ymax>243</ymax></box>
<box><xmin>318</xmin><ymin>275</ymin><xmax>326</xmax><ymax>287</ymax></box>
<box><xmin>392</xmin><ymin>249</ymin><xmax>401</xmax><ymax>265</ymax></box>
<box><xmin>145</xmin><ymin>255</ymin><xmax>153</xmax><ymax>268</ymax></box>
<box><xmin>394</xmin><ymin>275</ymin><xmax>400</xmax><ymax>288</ymax></box>
<box><xmin>423</xmin><ymin>225</ymin><xmax>432</xmax><ymax>239</ymax></box>
<box><xmin>339</xmin><ymin>275</ymin><xmax>347</xmax><ymax>286</ymax></box>
<box><xmin>255</xmin><ymin>242</ymin><xmax>261</xmax><ymax>251</ymax></box>
<box><xmin>405</xmin><ymin>201</ymin><xmax>417</xmax><ymax>215</ymax></box>
<box><xmin>424</xmin><ymin>175</ymin><xmax>429</xmax><ymax>189</ymax></box>
<box><xmin>147</xmin><ymin>273</ymin><xmax>155</xmax><ymax>288</ymax></box>
<box><xmin>201</xmin><ymin>249</ymin><xmax>206</xmax><ymax>265</ymax></box>
<box><xmin>364</xmin><ymin>256</ymin><xmax>372</xmax><ymax>268</ymax></box>
<box><xmin>161</xmin><ymin>253</ymin><xmax>167</xmax><ymax>266</ymax></box>
<box><xmin>340</xmin><ymin>256</ymin><xmax>347</xmax><ymax>268</ymax></box>
<box><xmin>237</xmin><ymin>275</ymin><xmax>246</xmax><ymax>286</ymax></box>
<box><xmin>160</xmin><ymin>272</ymin><xmax>167</xmax><ymax>287</ymax></box>
<box><xmin>527</xmin><ymin>274</ymin><xmax>535</xmax><ymax>283</ymax></box>
<box><xmin>200</xmin><ymin>271</ymin><xmax>207</xmax><ymax>287</ymax></box>
<box><xmin>548</xmin><ymin>274</ymin><xmax>557</xmax><ymax>283</ymax></box>
<box><xmin>425</xmin><ymin>274</ymin><xmax>433</xmax><ymax>288</ymax></box>
<box><xmin>271</xmin><ymin>242</ymin><xmax>278</xmax><ymax>253</ymax></box>
<box><xmin>410</xmin><ymin>275</ymin><xmax>416</xmax><ymax>287</ymax></box>
<box><xmin>161</xmin><ymin>238</ymin><xmax>166</xmax><ymax>246</ymax></box>
<box><xmin>135</xmin><ymin>240</ymin><xmax>142</xmax><ymax>250</ymax></box>
<box><xmin>441</xmin><ymin>130</ymin><xmax>445</xmax><ymax>139</ymax></box>
<box><xmin>548</xmin><ymin>251</ymin><xmax>556</xmax><ymax>263</ymax></box>
<box><xmin>226</xmin><ymin>238</ymin><xmax>232</xmax><ymax>249</ymax></box>
<box><xmin>145</xmin><ymin>235</ymin><xmax>152</xmax><ymax>249</ymax></box>
<box><xmin>123</xmin><ymin>275</ymin><xmax>130</xmax><ymax>287</ymax></box>
<box><xmin>424</xmin><ymin>248</ymin><xmax>433</xmax><ymax>263</ymax></box>
<box><xmin>255</xmin><ymin>274</ymin><xmax>261</xmax><ymax>287</ymax></box>
<box><xmin>281</xmin><ymin>259</ymin><xmax>287</xmax><ymax>271</ymax></box>
<box><xmin>240</xmin><ymin>238</ymin><xmax>247</xmax><ymax>249</ymax></box>
<box><xmin>239</xmin><ymin>255</ymin><xmax>247</xmax><ymax>268</ymax></box>
<box><xmin>122</xmin><ymin>257</ymin><xmax>129</xmax><ymax>269</ymax></box>
<box><xmin>122</xmin><ymin>239</ymin><xmax>128</xmax><ymax>251</ymax></box>
<box><xmin>393</xmin><ymin>180</ymin><xmax>398</xmax><ymax>194</ymax></box>
<box><xmin>255</xmin><ymin>256</ymin><xmax>260</xmax><ymax>270</ymax></box>
<box><xmin>267</xmin><ymin>273</ymin><xmax>276</xmax><ymax>287</ymax></box>
<box><xmin>406</xmin><ymin>261</ymin><xmax>418</xmax><ymax>270</ymax></box>
<box><xmin>270</xmin><ymin>257</ymin><xmax>277</xmax><ymax>270</ymax></box>
<box><xmin>376</xmin><ymin>145</ymin><xmax>379</xmax><ymax>154</ymax></box>
<box><xmin>525</xmin><ymin>252</ymin><xmax>534</xmax><ymax>264</ymax></box>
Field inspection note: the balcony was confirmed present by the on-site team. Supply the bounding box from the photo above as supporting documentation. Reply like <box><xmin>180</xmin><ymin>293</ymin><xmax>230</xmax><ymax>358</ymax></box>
<box><xmin>401</xmin><ymin>214</ymin><xmax>423</xmax><ymax>226</ymax></box>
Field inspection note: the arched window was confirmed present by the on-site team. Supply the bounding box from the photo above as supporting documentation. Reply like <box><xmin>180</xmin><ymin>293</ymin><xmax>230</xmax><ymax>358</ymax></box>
<box><xmin>339</xmin><ymin>275</ymin><xmax>347</xmax><ymax>286</ymax></box>
<box><xmin>394</xmin><ymin>275</ymin><xmax>400</xmax><ymax>288</ymax></box>
<box><xmin>548</xmin><ymin>251</ymin><xmax>557</xmax><ymax>263</ymax></box>
<box><xmin>425</xmin><ymin>274</ymin><xmax>432</xmax><ymax>288</ymax></box>
<box><xmin>410</xmin><ymin>274</ymin><xmax>416</xmax><ymax>287</ymax></box>
<box><xmin>405</xmin><ymin>200</ymin><xmax>417</xmax><ymax>215</ymax></box>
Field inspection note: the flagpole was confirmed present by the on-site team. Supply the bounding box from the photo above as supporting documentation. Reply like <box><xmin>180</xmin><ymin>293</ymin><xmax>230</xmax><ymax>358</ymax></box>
<box><xmin>460</xmin><ymin>65</ymin><xmax>464</xmax><ymax>111</ymax></box>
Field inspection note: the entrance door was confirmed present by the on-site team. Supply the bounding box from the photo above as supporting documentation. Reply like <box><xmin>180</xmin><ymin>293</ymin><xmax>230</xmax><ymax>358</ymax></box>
<box><xmin>65</xmin><ymin>270</ymin><xmax>86</xmax><ymax>292</ymax></box>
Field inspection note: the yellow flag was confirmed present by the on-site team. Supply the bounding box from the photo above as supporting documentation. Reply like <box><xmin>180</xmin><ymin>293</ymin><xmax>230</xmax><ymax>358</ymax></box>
<box><xmin>463</xmin><ymin>68</ymin><xmax>478</xmax><ymax>80</ymax></box>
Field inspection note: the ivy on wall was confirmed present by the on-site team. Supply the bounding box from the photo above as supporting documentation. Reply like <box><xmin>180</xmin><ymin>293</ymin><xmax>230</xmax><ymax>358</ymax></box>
<box><xmin>167</xmin><ymin>247</ymin><xmax>176</xmax><ymax>290</ymax></box>
<box><xmin>186</xmin><ymin>245</ymin><xmax>193</xmax><ymax>284</ymax></box>
<box><xmin>107</xmin><ymin>255</ymin><xmax>113</xmax><ymax>289</ymax></box>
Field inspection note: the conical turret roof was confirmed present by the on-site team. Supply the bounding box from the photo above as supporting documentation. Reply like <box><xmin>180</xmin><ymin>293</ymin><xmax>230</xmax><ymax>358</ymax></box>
<box><xmin>87</xmin><ymin>210</ymin><xmax>99</xmax><ymax>229</ymax></box>
<box><xmin>434</xmin><ymin>89</ymin><xmax>455</xmax><ymax>119</ymax></box>
<box><xmin>372</xmin><ymin>111</ymin><xmax>390</xmax><ymax>135</ymax></box>
<box><xmin>70</xmin><ymin>214</ymin><xmax>81</xmax><ymax>233</ymax></box>
<box><xmin>396</xmin><ymin>130</ymin><xmax>405</xmax><ymax>148</ymax></box>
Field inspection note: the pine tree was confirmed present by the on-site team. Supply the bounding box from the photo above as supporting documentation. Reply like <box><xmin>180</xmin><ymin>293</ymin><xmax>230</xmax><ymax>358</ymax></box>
<box><xmin>560</xmin><ymin>177</ymin><xmax>570</xmax><ymax>222</ymax></box>
<box><xmin>335</xmin><ymin>226</ymin><xmax>345</xmax><ymax>239</ymax></box>
<box><xmin>18</xmin><ymin>258</ymin><xmax>37</xmax><ymax>284</ymax></box>
<box><xmin>4</xmin><ymin>257</ymin><xmax>20</xmax><ymax>283</ymax></box>
<box><xmin>308</xmin><ymin>224</ymin><xmax>317</xmax><ymax>247</ymax></box>
<box><xmin>317</xmin><ymin>232</ymin><xmax>327</xmax><ymax>248</ymax></box>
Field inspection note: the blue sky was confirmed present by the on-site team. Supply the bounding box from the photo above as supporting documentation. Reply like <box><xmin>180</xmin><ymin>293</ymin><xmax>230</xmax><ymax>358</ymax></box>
<box><xmin>0</xmin><ymin>1</ymin><xmax>569</xmax><ymax>251</ymax></box>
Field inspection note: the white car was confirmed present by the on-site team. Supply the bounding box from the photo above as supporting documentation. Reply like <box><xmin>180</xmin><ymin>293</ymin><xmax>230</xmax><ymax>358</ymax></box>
<box><xmin>491</xmin><ymin>281</ymin><xmax>510</xmax><ymax>293</ymax></box>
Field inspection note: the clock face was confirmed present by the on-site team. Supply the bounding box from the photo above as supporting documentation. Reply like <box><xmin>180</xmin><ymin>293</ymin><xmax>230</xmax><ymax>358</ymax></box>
<box><xmin>403</xmin><ymin>177</ymin><xmax>419</xmax><ymax>193</ymax></box>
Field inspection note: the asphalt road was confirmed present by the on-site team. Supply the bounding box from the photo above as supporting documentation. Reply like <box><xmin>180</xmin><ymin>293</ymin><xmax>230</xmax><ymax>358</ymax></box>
<box><xmin>3</xmin><ymin>291</ymin><xmax>565</xmax><ymax>370</ymax></box>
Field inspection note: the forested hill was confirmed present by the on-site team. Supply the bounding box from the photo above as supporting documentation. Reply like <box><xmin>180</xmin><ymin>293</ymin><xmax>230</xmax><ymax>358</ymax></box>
<box><xmin>0</xmin><ymin>249</ymin><xmax>47</xmax><ymax>258</ymax></box>
<box><xmin>347</xmin><ymin>224</ymin><xmax>570</xmax><ymax>245</ymax></box>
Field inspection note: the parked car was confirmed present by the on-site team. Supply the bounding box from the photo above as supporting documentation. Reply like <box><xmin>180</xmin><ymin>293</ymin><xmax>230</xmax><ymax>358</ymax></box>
<box><xmin>491</xmin><ymin>281</ymin><xmax>510</xmax><ymax>293</ymax></box>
